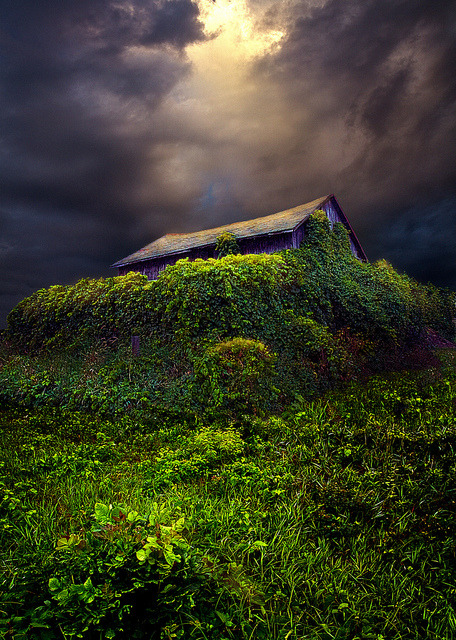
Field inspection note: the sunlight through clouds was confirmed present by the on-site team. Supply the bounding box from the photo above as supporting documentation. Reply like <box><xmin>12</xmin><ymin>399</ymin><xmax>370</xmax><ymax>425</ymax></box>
<box><xmin>195</xmin><ymin>0</ymin><xmax>284</xmax><ymax>58</ymax></box>
<box><xmin>143</xmin><ymin>0</ymin><xmax>292</xmax><ymax>226</ymax></box>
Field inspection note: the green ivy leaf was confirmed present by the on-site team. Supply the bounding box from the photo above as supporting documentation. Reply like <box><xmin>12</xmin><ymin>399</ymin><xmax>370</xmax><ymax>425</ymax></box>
<box><xmin>48</xmin><ymin>577</ymin><xmax>61</xmax><ymax>591</ymax></box>
<box><xmin>136</xmin><ymin>549</ymin><xmax>148</xmax><ymax>562</ymax></box>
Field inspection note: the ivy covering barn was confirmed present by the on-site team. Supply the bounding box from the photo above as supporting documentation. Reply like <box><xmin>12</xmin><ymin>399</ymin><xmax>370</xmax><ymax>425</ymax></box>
<box><xmin>112</xmin><ymin>195</ymin><xmax>367</xmax><ymax>278</ymax></box>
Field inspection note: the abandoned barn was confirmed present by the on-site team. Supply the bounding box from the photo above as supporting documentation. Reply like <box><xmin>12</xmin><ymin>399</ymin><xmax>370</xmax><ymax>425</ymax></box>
<box><xmin>113</xmin><ymin>194</ymin><xmax>367</xmax><ymax>278</ymax></box>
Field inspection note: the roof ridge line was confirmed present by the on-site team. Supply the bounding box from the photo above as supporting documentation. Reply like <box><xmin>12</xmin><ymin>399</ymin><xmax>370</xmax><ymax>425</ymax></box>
<box><xmin>112</xmin><ymin>195</ymin><xmax>333</xmax><ymax>267</ymax></box>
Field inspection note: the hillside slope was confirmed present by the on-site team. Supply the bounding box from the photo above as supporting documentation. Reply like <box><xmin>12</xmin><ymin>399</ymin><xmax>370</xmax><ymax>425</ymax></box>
<box><xmin>2</xmin><ymin>211</ymin><xmax>455</xmax><ymax>415</ymax></box>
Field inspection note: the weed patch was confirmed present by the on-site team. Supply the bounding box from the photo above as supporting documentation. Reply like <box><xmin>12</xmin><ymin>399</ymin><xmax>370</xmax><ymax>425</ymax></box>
<box><xmin>1</xmin><ymin>366</ymin><xmax>456</xmax><ymax>638</ymax></box>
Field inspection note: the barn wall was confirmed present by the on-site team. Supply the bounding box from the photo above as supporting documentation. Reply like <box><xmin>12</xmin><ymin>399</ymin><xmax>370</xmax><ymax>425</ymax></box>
<box><xmin>238</xmin><ymin>232</ymin><xmax>293</xmax><ymax>255</ymax></box>
<box><xmin>119</xmin><ymin>252</ymin><xmax>190</xmax><ymax>279</ymax></box>
<box><xmin>190</xmin><ymin>246</ymin><xmax>217</xmax><ymax>260</ymax></box>
<box><xmin>119</xmin><ymin>233</ymin><xmax>293</xmax><ymax>279</ymax></box>
<box><xmin>322</xmin><ymin>200</ymin><xmax>342</xmax><ymax>227</ymax></box>
<box><xmin>292</xmin><ymin>222</ymin><xmax>307</xmax><ymax>248</ymax></box>
<box><xmin>291</xmin><ymin>201</ymin><xmax>364</xmax><ymax>260</ymax></box>
<box><xmin>292</xmin><ymin>203</ymin><xmax>342</xmax><ymax>249</ymax></box>
<box><xmin>322</xmin><ymin>199</ymin><xmax>365</xmax><ymax>260</ymax></box>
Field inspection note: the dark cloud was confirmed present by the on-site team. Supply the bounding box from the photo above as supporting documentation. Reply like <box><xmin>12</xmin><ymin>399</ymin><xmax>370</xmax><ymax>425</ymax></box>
<box><xmin>0</xmin><ymin>0</ymin><xmax>455</xmax><ymax>327</ymax></box>
<box><xmin>1</xmin><ymin>0</ymin><xmax>206</xmax><ymax>214</ymax></box>
<box><xmin>241</xmin><ymin>0</ymin><xmax>456</xmax><ymax>282</ymax></box>
<box><xmin>277</xmin><ymin>0</ymin><xmax>456</xmax><ymax>85</ymax></box>
<box><xmin>259</xmin><ymin>0</ymin><xmax>456</xmax><ymax>212</ymax></box>
<box><xmin>0</xmin><ymin>0</ymin><xmax>207</xmax><ymax>325</ymax></box>
<box><xmin>1</xmin><ymin>0</ymin><xmax>206</xmax><ymax>210</ymax></box>
<box><xmin>1</xmin><ymin>0</ymin><xmax>206</xmax><ymax>54</ymax></box>
<box><xmin>368</xmin><ymin>197</ymin><xmax>456</xmax><ymax>290</ymax></box>
<box><xmin>0</xmin><ymin>205</ymin><xmax>111</xmax><ymax>324</ymax></box>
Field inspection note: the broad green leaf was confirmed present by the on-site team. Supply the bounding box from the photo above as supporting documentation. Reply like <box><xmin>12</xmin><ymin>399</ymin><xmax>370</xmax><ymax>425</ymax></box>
<box><xmin>250</xmin><ymin>540</ymin><xmax>268</xmax><ymax>550</ymax></box>
<box><xmin>94</xmin><ymin>502</ymin><xmax>110</xmax><ymax>523</ymax></box>
<box><xmin>146</xmin><ymin>537</ymin><xmax>161</xmax><ymax>548</ymax></box>
<box><xmin>83</xmin><ymin>577</ymin><xmax>93</xmax><ymax>590</ymax></box>
<box><xmin>163</xmin><ymin>549</ymin><xmax>180</xmax><ymax>565</ymax></box>
<box><xmin>127</xmin><ymin>510</ymin><xmax>140</xmax><ymax>522</ymax></box>
<box><xmin>48</xmin><ymin>577</ymin><xmax>61</xmax><ymax>591</ymax></box>
<box><xmin>136</xmin><ymin>549</ymin><xmax>148</xmax><ymax>562</ymax></box>
<box><xmin>56</xmin><ymin>589</ymin><xmax>69</xmax><ymax>602</ymax></box>
<box><xmin>160</xmin><ymin>525</ymin><xmax>172</xmax><ymax>535</ymax></box>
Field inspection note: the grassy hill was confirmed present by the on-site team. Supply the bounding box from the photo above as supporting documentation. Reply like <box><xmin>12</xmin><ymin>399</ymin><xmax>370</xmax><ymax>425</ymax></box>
<box><xmin>1</xmin><ymin>212</ymin><xmax>456</xmax><ymax>639</ymax></box>
<box><xmin>2</xmin><ymin>211</ymin><xmax>455</xmax><ymax>416</ymax></box>
<box><xmin>1</xmin><ymin>359</ymin><xmax>456</xmax><ymax>639</ymax></box>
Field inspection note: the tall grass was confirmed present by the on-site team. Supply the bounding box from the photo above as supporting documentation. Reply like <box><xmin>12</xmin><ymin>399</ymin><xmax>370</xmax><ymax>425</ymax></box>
<box><xmin>1</xmin><ymin>354</ymin><xmax>456</xmax><ymax>639</ymax></box>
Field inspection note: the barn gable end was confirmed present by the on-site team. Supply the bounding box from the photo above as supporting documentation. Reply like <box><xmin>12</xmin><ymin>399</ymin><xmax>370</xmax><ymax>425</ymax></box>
<box><xmin>291</xmin><ymin>196</ymin><xmax>365</xmax><ymax>261</ymax></box>
<box><xmin>113</xmin><ymin>194</ymin><xmax>367</xmax><ymax>278</ymax></box>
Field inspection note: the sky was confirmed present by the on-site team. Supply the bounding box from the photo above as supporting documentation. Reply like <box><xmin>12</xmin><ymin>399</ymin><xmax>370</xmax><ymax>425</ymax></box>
<box><xmin>1</xmin><ymin>0</ymin><xmax>455</xmax><ymax>327</ymax></box>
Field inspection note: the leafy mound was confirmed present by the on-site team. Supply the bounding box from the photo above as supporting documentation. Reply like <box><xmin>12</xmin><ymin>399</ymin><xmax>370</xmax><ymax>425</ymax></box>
<box><xmin>1</xmin><ymin>213</ymin><xmax>456</xmax><ymax>639</ymax></box>
<box><xmin>3</xmin><ymin>211</ymin><xmax>455</xmax><ymax>414</ymax></box>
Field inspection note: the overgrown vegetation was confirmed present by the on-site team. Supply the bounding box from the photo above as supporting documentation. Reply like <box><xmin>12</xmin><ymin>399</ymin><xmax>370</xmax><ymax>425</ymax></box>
<box><xmin>1</xmin><ymin>211</ymin><xmax>455</xmax><ymax>638</ymax></box>
<box><xmin>215</xmin><ymin>232</ymin><xmax>240</xmax><ymax>258</ymax></box>
<box><xmin>2</xmin><ymin>212</ymin><xmax>455</xmax><ymax>416</ymax></box>
<box><xmin>1</xmin><ymin>356</ymin><xmax>456</xmax><ymax>638</ymax></box>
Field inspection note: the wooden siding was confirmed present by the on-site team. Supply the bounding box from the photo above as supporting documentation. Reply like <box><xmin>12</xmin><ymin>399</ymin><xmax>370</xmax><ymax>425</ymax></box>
<box><xmin>292</xmin><ymin>201</ymin><xmax>346</xmax><ymax>249</ymax></box>
<box><xmin>118</xmin><ymin>252</ymin><xmax>192</xmax><ymax>279</ymax></box>
<box><xmin>323</xmin><ymin>199</ymin><xmax>341</xmax><ymax>227</ymax></box>
<box><xmin>292</xmin><ymin>221</ymin><xmax>307</xmax><ymax>249</ymax></box>
<box><xmin>119</xmin><ymin>232</ymin><xmax>295</xmax><ymax>280</ymax></box>
<box><xmin>238</xmin><ymin>232</ymin><xmax>292</xmax><ymax>255</ymax></box>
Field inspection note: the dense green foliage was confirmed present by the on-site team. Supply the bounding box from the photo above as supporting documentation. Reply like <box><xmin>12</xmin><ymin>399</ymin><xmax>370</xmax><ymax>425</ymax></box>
<box><xmin>215</xmin><ymin>232</ymin><xmax>240</xmax><ymax>258</ymax></box>
<box><xmin>1</xmin><ymin>355</ymin><xmax>456</xmax><ymax>639</ymax></box>
<box><xmin>1</xmin><ymin>212</ymin><xmax>456</xmax><ymax>638</ymax></box>
<box><xmin>3</xmin><ymin>212</ymin><xmax>455</xmax><ymax>415</ymax></box>
<box><xmin>193</xmin><ymin>338</ymin><xmax>277</xmax><ymax>418</ymax></box>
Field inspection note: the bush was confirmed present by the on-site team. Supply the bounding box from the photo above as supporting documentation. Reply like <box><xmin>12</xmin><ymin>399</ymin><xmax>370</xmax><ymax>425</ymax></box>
<box><xmin>151</xmin><ymin>252</ymin><xmax>294</xmax><ymax>345</ymax></box>
<box><xmin>9</xmin><ymin>502</ymin><xmax>212</xmax><ymax>639</ymax></box>
<box><xmin>192</xmin><ymin>338</ymin><xmax>277</xmax><ymax>418</ymax></box>
<box><xmin>6</xmin><ymin>272</ymin><xmax>155</xmax><ymax>353</ymax></box>
<box><xmin>191</xmin><ymin>426</ymin><xmax>245</xmax><ymax>461</ymax></box>
<box><xmin>215</xmin><ymin>232</ymin><xmax>240</xmax><ymax>258</ymax></box>
<box><xmin>142</xmin><ymin>426</ymin><xmax>245</xmax><ymax>491</ymax></box>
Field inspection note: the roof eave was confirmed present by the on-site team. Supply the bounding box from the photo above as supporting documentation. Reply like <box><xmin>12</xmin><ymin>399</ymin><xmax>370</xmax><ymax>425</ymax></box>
<box><xmin>290</xmin><ymin>196</ymin><xmax>329</xmax><ymax>233</ymax></box>
<box><xmin>111</xmin><ymin>246</ymin><xmax>193</xmax><ymax>268</ymax></box>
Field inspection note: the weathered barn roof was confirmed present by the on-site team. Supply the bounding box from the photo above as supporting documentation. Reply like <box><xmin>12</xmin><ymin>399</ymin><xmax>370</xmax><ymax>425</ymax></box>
<box><xmin>113</xmin><ymin>195</ymin><xmax>334</xmax><ymax>267</ymax></box>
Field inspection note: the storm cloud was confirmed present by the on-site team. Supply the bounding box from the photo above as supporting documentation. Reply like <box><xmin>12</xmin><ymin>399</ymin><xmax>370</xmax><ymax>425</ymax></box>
<box><xmin>1</xmin><ymin>0</ymin><xmax>206</xmax><ymax>218</ymax></box>
<box><xmin>0</xmin><ymin>0</ymin><xmax>455</xmax><ymax>325</ymax></box>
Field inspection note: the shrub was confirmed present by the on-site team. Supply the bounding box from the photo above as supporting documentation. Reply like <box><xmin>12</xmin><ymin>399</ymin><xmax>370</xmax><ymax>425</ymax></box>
<box><xmin>152</xmin><ymin>252</ymin><xmax>294</xmax><ymax>345</ymax></box>
<box><xmin>191</xmin><ymin>426</ymin><xmax>245</xmax><ymax>461</ymax></box>
<box><xmin>215</xmin><ymin>232</ymin><xmax>240</xmax><ymax>258</ymax></box>
<box><xmin>6</xmin><ymin>272</ymin><xmax>155</xmax><ymax>353</ymax></box>
<box><xmin>15</xmin><ymin>502</ymin><xmax>211</xmax><ymax>639</ymax></box>
<box><xmin>142</xmin><ymin>426</ymin><xmax>245</xmax><ymax>491</ymax></box>
<box><xmin>193</xmin><ymin>338</ymin><xmax>277</xmax><ymax>418</ymax></box>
